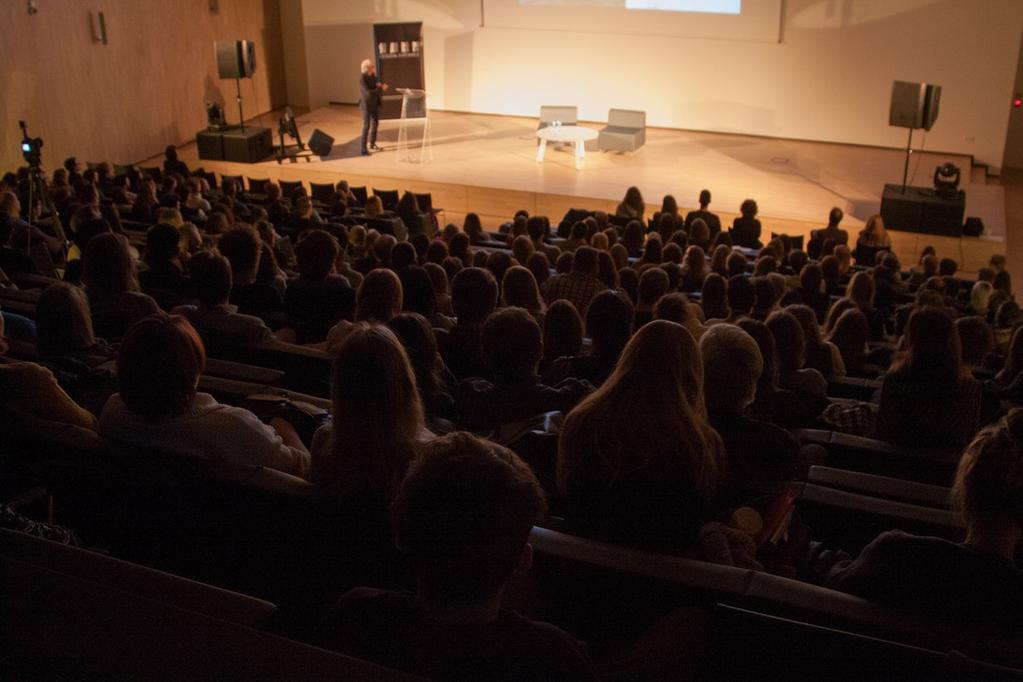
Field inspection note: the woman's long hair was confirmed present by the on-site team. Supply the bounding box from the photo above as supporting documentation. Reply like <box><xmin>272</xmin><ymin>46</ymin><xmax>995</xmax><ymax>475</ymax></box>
<box><xmin>313</xmin><ymin>324</ymin><xmax>425</xmax><ymax>503</ymax></box>
<box><xmin>558</xmin><ymin>320</ymin><xmax>721</xmax><ymax>499</ymax></box>
<box><xmin>845</xmin><ymin>271</ymin><xmax>875</xmax><ymax>312</ymax></box>
<box><xmin>502</xmin><ymin>265</ymin><xmax>543</xmax><ymax>314</ymax></box>
<box><xmin>997</xmin><ymin>326</ymin><xmax>1023</xmax><ymax>383</ymax></box>
<box><xmin>890</xmin><ymin>306</ymin><xmax>963</xmax><ymax>383</ymax></box>
<box><xmin>83</xmin><ymin>232</ymin><xmax>140</xmax><ymax>300</ymax></box>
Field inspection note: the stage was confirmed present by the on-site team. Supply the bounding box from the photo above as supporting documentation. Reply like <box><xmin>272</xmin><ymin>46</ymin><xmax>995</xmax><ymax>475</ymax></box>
<box><xmin>153</xmin><ymin>104</ymin><xmax>1007</xmax><ymax>273</ymax></box>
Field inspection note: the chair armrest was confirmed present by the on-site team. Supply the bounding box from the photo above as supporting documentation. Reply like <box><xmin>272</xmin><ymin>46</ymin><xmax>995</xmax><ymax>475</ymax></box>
<box><xmin>807</xmin><ymin>466</ymin><xmax>951</xmax><ymax>509</ymax></box>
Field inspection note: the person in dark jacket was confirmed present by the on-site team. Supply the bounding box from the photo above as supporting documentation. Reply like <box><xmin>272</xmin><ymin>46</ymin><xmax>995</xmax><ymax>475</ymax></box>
<box><xmin>458</xmin><ymin>307</ymin><xmax>592</xmax><ymax>433</ymax></box>
<box><xmin>827</xmin><ymin>410</ymin><xmax>1023</xmax><ymax>628</ymax></box>
<box><xmin>359</xmin><ymin>58</ymin><xmax>388</xmax><ymax>155</ymax></box>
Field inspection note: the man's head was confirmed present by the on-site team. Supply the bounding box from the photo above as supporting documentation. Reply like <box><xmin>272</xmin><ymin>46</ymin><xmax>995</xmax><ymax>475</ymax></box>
<box><xmin>295</xmin><ymin>229</ymin><xmax>340</xmax><ymax>281</ymax></box>
<box><xmin>572</xmin><ymin>246</ymin><xmax>599</xmax><ymax>277</ymax></box>
<box><xmin>217</xmin><ymin>225</ymin><xmax>262</xmax><ymax>285</ymax></box>
<box><xmin>481</xmin><ymin>307</ymin><xmax>543</xmax><ymax>379</ymax></box>
<box><xmin>699</xmin><ymin>189</ymin><xmax>711</xmax><ymax>208</ymax></box>
<box><xmin>392</xmin><ymin>431</ymin><xmax>547</xmax><ymax>606</ymax></box>
<box><xmin>828</xmin><ymin>206</ymin><xmax>844</xmax><ymax>227</ymax></box>
<box><xmin>726</xmin><ymin>275</ymin><xmax>755</xmax><ymax>316</ymax></box>
<box><xmin>586</xmin><ymin>289</ymin><xmax>634</xmax><ymax>359</ymax></box>
<box><xmin>187</xmin><ymin>250</ymin><xmax>233</xmax><ymax>306</ymax></box>
<box><xmin>360</xmin><ymin>58</ymin><xmax>375</xmax><ymax>76</ymax></box>
<box><xmin>526</xmin><ymin>216</ymin><xmax>547</xmax><ymax>242</ymax></box>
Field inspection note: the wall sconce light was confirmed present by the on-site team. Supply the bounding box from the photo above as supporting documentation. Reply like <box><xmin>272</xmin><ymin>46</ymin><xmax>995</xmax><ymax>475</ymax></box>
<box><xmin>90</xmin><ymin>10</ymin><xmax>108</xmax><ymax>44</ymax></box>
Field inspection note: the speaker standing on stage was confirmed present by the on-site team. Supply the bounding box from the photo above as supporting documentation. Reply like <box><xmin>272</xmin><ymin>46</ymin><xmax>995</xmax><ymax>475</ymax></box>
<box><xmin>359</xmin><ymin>58</ymin><xmax>388</xmax><ymax>156</ymax></box>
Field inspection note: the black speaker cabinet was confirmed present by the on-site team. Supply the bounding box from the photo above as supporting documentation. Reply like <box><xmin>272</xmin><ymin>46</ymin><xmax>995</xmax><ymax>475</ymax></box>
<box><xmin>196</xmin><ymin>130</ymin><xmax>225</xmax><ymax>161</ymax></box>
<box><xmin>308</xmin><ymin>129</ymin><xmax>335</xmax><ymax>157</ymax></box>
<box><xmin>880</xmin><ymin>184</ymin><xmax>964</xmax><ymax>237</ymax></box>
<box><xmin>221</xmin><ymin>127</ymin><xmax>272</xmax><ymax>163</ymax></box>
<box><xmin>216</xmin><ymin>40</ymin><xmax>256</xmax><ymax>79</ymax></box>
<box><xmin>889</xmin><ymin>81</ymin><xmax>942</xmax><ymax>131</ymax></box>
<box><xmin>963</xmin><ymin>217</ymin><xmax>984</xmax><ymax>237</ymax></box>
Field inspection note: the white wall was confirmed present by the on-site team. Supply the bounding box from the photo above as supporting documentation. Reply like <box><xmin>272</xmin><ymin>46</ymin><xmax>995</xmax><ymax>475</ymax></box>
<box><xmin>282</xmin><ymin>0</ymin><xmax>1023</xmax><ymax>171</ymax></box>
<box><xmin>279</xmin><ymin>0</ymin><xmax>310</xmax><ymax>110</ymax></box>
<box><xmin>1002</xmin><ymin>26</ymin><xmax>1023</xmax><ymax>169</ymax></box>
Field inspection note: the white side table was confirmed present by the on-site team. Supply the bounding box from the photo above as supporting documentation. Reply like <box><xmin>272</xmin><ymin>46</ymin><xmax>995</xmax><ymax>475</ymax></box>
<box><xmin>536</xmin><ymin>125</ymin><xmax>599</xmax><ymax>170</ymax></box>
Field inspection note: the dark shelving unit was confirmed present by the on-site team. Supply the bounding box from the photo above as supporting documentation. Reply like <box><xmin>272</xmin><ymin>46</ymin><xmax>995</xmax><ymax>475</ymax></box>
<box><xmin>373</xmin><ymin>22</ymin><xmax>425</xmax><ymax>120</ymax></box>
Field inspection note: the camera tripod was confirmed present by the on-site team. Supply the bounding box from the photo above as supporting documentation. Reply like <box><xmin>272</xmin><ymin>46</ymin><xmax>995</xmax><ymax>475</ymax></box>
<box><xmin>18</xmin><ymin>121</ymin><xmax>66</xmax><ymax>256</ymax></box>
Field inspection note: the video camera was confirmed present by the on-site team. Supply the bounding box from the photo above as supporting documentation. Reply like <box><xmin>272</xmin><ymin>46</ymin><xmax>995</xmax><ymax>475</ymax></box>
<box><xmin>18</xmin><ymin>120</ymin><xmax>43</xmax><ymax>168</ymax></box>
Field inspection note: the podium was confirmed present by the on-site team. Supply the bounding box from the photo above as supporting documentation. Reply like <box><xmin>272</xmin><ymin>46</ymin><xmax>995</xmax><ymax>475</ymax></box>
<box><xmin>396</xmin><ymin>89</ymin><xmax>432</xmax><ymax>164</ymax></box>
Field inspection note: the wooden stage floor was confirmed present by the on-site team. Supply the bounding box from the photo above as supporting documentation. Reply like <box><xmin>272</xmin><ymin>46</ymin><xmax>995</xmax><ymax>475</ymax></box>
<box><xmin>160</xmin><ymin>105</ymin><xmax>1007</xmax><ymax>273</ymax></box>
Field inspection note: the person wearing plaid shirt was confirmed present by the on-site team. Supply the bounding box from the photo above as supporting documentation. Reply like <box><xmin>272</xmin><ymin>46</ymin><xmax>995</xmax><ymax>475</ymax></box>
<box><xmin>541</xmin><ymin>246</ymin><xmax>607</xmax><ymax>316</ymax></box>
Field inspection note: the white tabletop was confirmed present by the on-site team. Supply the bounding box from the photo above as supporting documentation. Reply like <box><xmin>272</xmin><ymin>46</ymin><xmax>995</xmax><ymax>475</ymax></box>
<box><xmin>536</xmin><ymin>125</ymin><xmax>598</xmax><ymax>143</ymax></box>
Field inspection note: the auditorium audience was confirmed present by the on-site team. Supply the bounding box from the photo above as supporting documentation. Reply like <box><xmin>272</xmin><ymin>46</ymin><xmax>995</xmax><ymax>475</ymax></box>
<box><xmin>7</xmin><ymin>156</ymin><xmax>1023</xmax><ymax>672</ymax></box>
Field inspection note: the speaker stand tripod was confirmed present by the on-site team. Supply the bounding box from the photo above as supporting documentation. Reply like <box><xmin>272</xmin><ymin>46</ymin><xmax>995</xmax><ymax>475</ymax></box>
<box><xmin>235</xmin><ymin>77</ymin><xmax>245</xmax><ymax>132</ymax></box>
<box><xmin>900</xmin><ymin>127</ymin><xmax>914</xmax><ymax>194</ymax></box>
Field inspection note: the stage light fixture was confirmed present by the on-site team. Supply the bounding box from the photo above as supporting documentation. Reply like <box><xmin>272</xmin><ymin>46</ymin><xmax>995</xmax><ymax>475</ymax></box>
<box><xmin>932</xmin><ymin>162</ymin><xmax>960</xmax><ymax>200</ymax></box>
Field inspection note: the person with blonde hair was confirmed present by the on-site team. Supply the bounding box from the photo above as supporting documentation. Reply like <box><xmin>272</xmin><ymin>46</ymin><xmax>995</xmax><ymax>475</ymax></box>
<box><xmin>968</xmin><ymin>280</ymin><xmax>995</xmax><ymax>317</ymax></box>
<box><xmin>701</xmin><ymin>323</ymin><xmax>801</xmax><ymax>504</ymax></box>
<box><xmin>557</xmin><ymin>320</ymin><xmax>723</xmax><ymax>553</ymax></box>
<box><xmin>858</xmin><ymin>214</ymin><xmax>892</xmax><ymax>248</ymax></box>
<box><xmin>312</xmin><ymin>324</ymin><xmax>428</xmax><ymax>514</ymax></box>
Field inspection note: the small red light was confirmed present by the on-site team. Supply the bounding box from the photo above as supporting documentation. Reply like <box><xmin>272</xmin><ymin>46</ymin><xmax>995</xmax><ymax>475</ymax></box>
<box><xmin>1015</xmin><ymin>96</ymin><xmax>1023</xmax><ymax>108</ymax></box>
